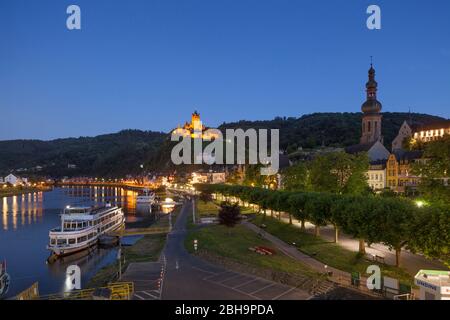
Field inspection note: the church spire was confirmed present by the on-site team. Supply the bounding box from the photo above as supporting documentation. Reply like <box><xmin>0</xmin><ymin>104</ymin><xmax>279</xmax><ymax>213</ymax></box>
<box><xmin>360</xmin><ymin>61</ymin><xmax>383</xmax><ymax>144</ymax></box>
<box><xmin>361</xmin><ymin>61</ymin><xmax>382</xmax><ymax>114</ymax></box>
<box><xmin>366</xmin><ymin>62</ymin><xmax>378</xmax><ymax>101</ymax></box>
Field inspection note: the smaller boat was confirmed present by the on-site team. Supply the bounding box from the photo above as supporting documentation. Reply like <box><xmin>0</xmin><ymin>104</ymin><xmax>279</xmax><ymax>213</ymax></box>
<box><xmin>0</xmin><ymin>260</ymin><xmax>11</xmax><ymax>299</ymax></box>
<box><xmin>136</xmin><ymin>188</ymin><xmax>156</xmax><ymax>204</ymax></box>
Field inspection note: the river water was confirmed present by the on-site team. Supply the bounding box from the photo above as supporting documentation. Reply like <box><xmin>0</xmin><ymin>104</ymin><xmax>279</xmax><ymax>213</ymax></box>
<box><xmin>0</xmin><ymin>186</ymin><xmax>155</xmax><ymax>299</ymax></box>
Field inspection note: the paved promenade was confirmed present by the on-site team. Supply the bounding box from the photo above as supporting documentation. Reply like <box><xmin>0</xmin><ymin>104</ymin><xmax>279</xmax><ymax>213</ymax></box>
<box><xmin>275</xmin><ymin>213</ymin><xmax>448</xmax><ymax>275</ymax></box>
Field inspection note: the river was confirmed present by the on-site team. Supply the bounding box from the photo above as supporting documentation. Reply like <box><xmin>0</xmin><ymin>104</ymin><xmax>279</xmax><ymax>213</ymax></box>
<box><xmin>0</xmin><ymin>185</ymin><xmax>156</xmax><ymax>299</ymax></box>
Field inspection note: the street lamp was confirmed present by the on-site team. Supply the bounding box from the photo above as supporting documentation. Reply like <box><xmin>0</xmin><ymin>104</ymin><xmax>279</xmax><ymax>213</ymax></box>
<box><xmin>415</xmin><ymin>200</ymin><xmax>427</xmax><ymax>208</ymax></box>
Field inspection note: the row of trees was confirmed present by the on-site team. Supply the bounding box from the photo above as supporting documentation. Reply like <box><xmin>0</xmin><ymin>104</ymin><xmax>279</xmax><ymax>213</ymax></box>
<box><xmin>282</xmin><ymin>152</ymin><xmax>370</xmax><ymax>194</ymax></box>
<box><xmin>237</xmin><ymin>151</ymin><xmax>370</xmax><ymax>193</ymax></box>
<box><xmin>412</xmin><ymin>135</ymin><xmax>450</xmax><ymax>204</ymax></box>
<box><xmin>195</xmin><ymin>183</ymin><xmax>450</xmax><ymax>268</ymax></box>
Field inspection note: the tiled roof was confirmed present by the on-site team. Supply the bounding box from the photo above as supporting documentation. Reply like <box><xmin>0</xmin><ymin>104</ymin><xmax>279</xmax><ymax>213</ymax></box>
<box><xmin>345</xmin><ymin>141</ymin><xmax>377</xmax><ymax>154</ymax></box>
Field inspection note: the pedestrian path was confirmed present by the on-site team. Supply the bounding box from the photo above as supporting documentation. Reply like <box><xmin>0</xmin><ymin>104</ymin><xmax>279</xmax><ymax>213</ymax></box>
<box><xmin>276</xmin><ymin>213</ymin><xmax>448</xmax><ymax>275</ymax></box>
<box><xmin>242</xmin><ymin>221</ymin><xmax>379</xmax><ymax>298</ymax></box>
<box><xmin>244</xmin><ymin>221</ymin><xmax>349</xmax><ymax>278</ymax></box>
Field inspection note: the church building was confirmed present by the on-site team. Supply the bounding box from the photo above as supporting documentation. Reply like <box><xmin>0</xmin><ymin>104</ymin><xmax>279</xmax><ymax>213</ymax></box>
<box><xmin>345</xmin><ymin>64</ymin><xmax>390</xmax><ymax>162</ymax></box>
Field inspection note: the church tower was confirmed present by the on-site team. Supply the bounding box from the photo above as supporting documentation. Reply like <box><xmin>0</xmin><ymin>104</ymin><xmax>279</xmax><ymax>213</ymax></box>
<box><xmin>360</xmin><ymin>63</ymin><xmax>383</xmax><ymax>144</ymax></box>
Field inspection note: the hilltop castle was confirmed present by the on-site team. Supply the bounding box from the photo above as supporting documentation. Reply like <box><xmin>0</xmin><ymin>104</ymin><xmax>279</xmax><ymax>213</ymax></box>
<box><xmin>172</xmin><ymin>111</ymin><xmax>220</xmax><ymax>140</ymax></box>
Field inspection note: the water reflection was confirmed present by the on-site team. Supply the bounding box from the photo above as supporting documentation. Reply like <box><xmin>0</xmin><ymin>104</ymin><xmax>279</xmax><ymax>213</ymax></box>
<box><xmin>60</xmin><ymin>186</ymin><xmax>139</xmax><ymax>215</ymax></box>
<box><xmin>2</xmin><ymin>197</ymin><xmax>7</xmax><ymax>231</ymax></box>
<box><xmin>0</xmin><ymin>192</ymin><xmax>44</xmax><ymax>231</ymax></box>
<box><xmin>0</xmin><ymin>187</ymin><xmax>152</xmax><ymax>231</ymax></box>
<box><xmin>0</xmin><ymin>186</ymin><xmax>170</xmax><ymax>298</ymax></box>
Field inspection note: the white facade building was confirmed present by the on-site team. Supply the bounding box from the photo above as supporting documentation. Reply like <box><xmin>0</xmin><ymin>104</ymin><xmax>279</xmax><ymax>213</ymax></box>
<box><xmin>191</xmin><ymin>171</ymin><xmax>226</xmax><ymax>185</ymax></box>
<box><xmin>4</xmin><ymin>174</ymin><xmax>19</xmax><ymax>185</ymax></box>
<box><xmin>366</xmin><ymin>160</ymin><xmax>387</xmax><ymax>191</ymax></box>
<box><xmin>415</xmin><ymin>270</ymin><xmax>450</xmax><ymax>300</ymax></box>
<box><xmin>3</xmin><ymin>174</ymin><xmax>28</xmax><ymax>186</ymax></box>
<box><xmin>392</xmin><ymin>120</ymin><xmax>413</xmax><ymax>151</ymax></box>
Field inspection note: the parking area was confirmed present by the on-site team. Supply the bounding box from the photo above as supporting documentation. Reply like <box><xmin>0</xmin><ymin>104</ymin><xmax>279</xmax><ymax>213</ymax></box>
<box><xmin>121</xmin><ymin>261</ymin><xmax>164</xmax><ymax>300</ymax></box>
<box><xmin>196</xmin><ymin>267</ymin><xmax>311</xmax><ymax>300</ymax></box>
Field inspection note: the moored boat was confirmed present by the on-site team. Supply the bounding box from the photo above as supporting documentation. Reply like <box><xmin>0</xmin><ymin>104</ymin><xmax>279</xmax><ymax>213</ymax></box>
<box><xmin>47</xmin><ymin>203</ymin><xmax>124</xmax><ymax>257</ymax></box>
<box><xmin>0</xmin><ymin>261</ymin><xmax>10</xmax><ymax>299</ymax></box>
<box><xmin>136</xmin><ymin>188</ymin><xmax>156</xmax><ymax>204</ymax></box>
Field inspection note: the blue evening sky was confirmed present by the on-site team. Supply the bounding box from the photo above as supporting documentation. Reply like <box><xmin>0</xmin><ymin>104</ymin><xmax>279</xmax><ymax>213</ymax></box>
<box><xmin>0</xmin><ymin>0</ymin><xmax>449</xmax><ymax>140</ymax></box>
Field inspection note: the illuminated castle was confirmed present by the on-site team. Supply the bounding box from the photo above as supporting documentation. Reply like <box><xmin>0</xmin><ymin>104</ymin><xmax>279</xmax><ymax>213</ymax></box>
<box><xmin>172</xmin><ymin>111</ymin><xmax>220</xmax><ymax>139</ymax></box>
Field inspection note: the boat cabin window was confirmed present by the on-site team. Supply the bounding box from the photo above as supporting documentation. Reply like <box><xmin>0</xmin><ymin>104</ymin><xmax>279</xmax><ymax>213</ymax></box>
<box><xmin>51</xmin><ymin>239</ymin><xmax>56</xmax><ymax>245</ymax></box>
<box><xmin>77</xmin><ymin>236</ymin><xmax>87</xmax><ymax>243</ymax></box>
<box><xmin>69</xmin><ymin>239</ymin><xmax>76</xmax><ymax>245</ymax></box>
<box><xmin>65</xmin><ymin>208</ymin><xmax>91</xmax><ymax>215</ymax></box>
<box><xmin>57</xmin><ymin>239</ymin><xmax>67</xmax><ymax>245</ymax></box>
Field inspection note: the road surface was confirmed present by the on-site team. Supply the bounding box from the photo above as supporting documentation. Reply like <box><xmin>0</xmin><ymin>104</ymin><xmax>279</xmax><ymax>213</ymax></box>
<box><xmin>160</xmin><ymin>201</ymin><xmax>311</xmax><ymax>300</ymax></box>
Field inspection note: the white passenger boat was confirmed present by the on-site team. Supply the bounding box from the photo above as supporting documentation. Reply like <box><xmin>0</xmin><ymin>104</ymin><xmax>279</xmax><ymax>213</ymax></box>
<box><xmin>136</xmin><ymin>188</ymin><xmax>156</xmax><ymax>204</ymax></box>
<box><xmin>47</xmin><ymin>203</ymin><xmax>124</xmax><ymax>257</ymax></box>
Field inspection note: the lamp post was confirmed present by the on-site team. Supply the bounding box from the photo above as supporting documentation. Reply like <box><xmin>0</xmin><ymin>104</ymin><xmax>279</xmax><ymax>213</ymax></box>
<box><xmin>117</xmin><ymin>243</ymin><xmax>122</xmax><ymax>280</ymax></box>
<box><xmin>192</xmin><ymin>197</ymin><xmax>196</xmax><ymax>224</ymax></box>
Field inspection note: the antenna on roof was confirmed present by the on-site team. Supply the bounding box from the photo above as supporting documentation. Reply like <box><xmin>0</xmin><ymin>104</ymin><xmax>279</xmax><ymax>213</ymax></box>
<box><xmin>370</xmin><ymin>55</ymin><xmax>373</xmax><ymax>67</ymax></box>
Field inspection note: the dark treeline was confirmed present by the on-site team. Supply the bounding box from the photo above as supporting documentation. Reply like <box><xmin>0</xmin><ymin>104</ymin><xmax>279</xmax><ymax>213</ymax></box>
<box><xmin>0</xmin><ymin>130</ymin><xmax>166</xmax><ymax>178</ymax></box>
<box><xmin>0</xmin><ymin>112</ymin><xmax>446</xmax><ymax>177</ymax></box>
<box><xmin>219</xmin><ymin>112</ymin><xmax>446</xmax><ymax>152</ymax></box>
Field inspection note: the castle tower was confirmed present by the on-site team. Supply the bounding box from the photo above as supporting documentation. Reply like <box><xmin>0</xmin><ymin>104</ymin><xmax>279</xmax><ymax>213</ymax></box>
<box><xmin>191</xmin><ymin>111</ymin><xmax>200</xmax><ymax>123</ymax></box>
<box><xmin>191</xmin><ymin>110</ymin><xmax>203</xmax><ymax>138</ymax></box>
<box><xmin>360</xmin><ymin>63</ymin><xmax>383</xmax><ymax>144</ymax></box>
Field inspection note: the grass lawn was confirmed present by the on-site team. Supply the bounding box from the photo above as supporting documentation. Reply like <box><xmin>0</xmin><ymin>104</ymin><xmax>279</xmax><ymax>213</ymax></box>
<box><xmin>251</xmin><ymin>215</ymin><xmax>415</xmax><ymax>286</ymax></box>
<box><xmin>87</xmin><ymin>207</ymin><xmax>180</xmax><ymax>288</ymax></box>
<box><xmin>196</xmin><ymin>200</ymin><xmax>219</xmax><ymax>217</ymax></box>
<box><xmin>185</xmin><ymin>223</ymin><xmax>320</xmax><ymax>282</ymax></box>
<box><xmin>196</xmin><ymin>200</ymin><xmax>256</xmax><ymax>219</ymax></box>
<box><xmin>239</xmin><ymin>205</ymin><xmax>256</xmax><ymax>215</ymax></box>
<box><xmin>87</xmin><ymin>233</ymin><xmax>166</xmax><ymax>288</ymax></box>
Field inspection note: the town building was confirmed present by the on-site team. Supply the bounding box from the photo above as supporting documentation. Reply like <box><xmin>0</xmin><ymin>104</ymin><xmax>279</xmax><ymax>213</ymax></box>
<box><xmin>415</xmin><ymin>270</ymin><xmax>450</xmax><ymax>300</ymax></box>
<box><xmin>366</xmin><ymin>159</ymin><xmax>387</xmax><ymax>191</ymax></box>
<box><xmin>4</xmin><ymin>174</ymin><xmax>19</xmax><ymax>185</ymax></box>
<box><xmin>191</xmin><ymin>171</ymin><xmax>226</xmax><ymax>185</ymax></box>
<box><xmin>386</xmin><ymin>150</ymin><xmax>423</xmax><ymax>193</ymax></box>
<box><xmin>4</xmin><ymin>174</ymin><xmax>28</xmax><ymax>186</ymax></box>
<box><xmin>392</xmin><ymin>120</ymin><xmax>413</xmax><ymax>151</ymax></box>
<box><xmin>413</xmin><ymin>120</ymin><xmax>450</xmax><ymax>143</ymax></box>
<box><xmin>392</xmin><ymin>120</ymin><xmax>450</xmax><ymax>151</ymax></box>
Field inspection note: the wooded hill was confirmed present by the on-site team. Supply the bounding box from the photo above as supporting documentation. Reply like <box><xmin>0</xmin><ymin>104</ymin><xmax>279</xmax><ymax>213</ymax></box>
<box><xmin>0</xmin><ymin>112</ymin><xmax>446</xmax><ymax>177</ymax></box>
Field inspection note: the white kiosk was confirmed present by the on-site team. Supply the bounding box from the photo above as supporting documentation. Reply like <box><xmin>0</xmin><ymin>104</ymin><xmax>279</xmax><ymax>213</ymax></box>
<box><xmin>414</xmin><ymin>270</ymin><xmax>450</xmax><ymax>300</ymax></box>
